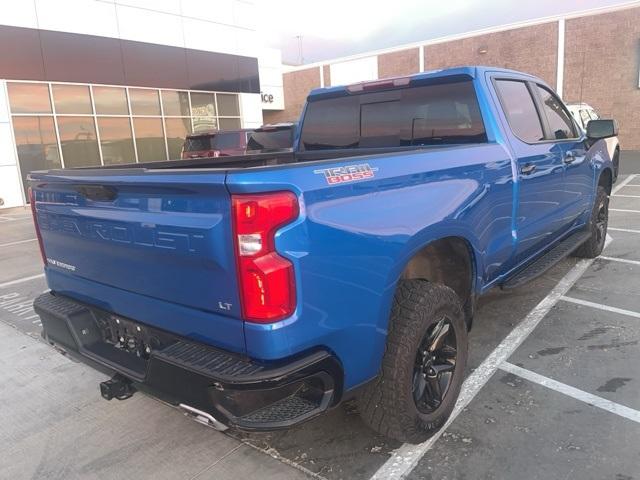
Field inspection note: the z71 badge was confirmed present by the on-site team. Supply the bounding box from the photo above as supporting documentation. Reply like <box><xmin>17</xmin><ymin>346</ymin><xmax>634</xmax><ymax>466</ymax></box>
<box><xmin>313</xmin><ymin>163</ymin><xmax>378</xmax><ymax>185</ymax></box>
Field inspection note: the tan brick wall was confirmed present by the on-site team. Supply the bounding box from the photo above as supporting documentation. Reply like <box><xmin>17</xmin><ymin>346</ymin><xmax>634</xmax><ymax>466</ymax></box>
<box><xmin>424</xmin><ymin>23</ymin><xmax>558</xmax><ymax>88</ymax></box>
<box><xmin>262</xmin><ymin>67</ymin><xmax>321</xmax><ymax>124</ymax></box>
<box><xmin>323</xmin><ymin>65</ymin><xmax>331</xmax><ymax>86</ymax></box>
<box><xmin>378</xmin><ymin>48</ymin><xmax>420</xmax><ymax>78</ymax></box>
<box><xmin>564</xmin><ymin>8</ymin><xmax>640</xmax><ymax>149</ymax></box>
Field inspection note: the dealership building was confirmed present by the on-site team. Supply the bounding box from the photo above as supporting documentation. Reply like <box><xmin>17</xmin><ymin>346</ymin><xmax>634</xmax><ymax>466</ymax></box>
<box><xmin>0</xmin><ymin>0</ymin><xmax>285</xmax><ymax>209</ymax></box>
<box><xmin>264</xmin><ymin>3</ymin><xmax>640</xmax><ymax>151</ymax></box>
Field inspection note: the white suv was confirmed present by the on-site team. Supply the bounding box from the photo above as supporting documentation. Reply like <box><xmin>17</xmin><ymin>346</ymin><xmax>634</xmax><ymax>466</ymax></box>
<box><xmin>566</xmin><ymin>103</ymin><xmax>620</xmax><ymax>181</ymax></box>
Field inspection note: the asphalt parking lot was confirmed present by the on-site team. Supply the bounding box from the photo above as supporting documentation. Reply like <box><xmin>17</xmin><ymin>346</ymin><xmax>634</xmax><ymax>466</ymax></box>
<box><xmin>1</xmin><ymin>169</ymin><xmax>639</xmax><ymax>480</ymax></box>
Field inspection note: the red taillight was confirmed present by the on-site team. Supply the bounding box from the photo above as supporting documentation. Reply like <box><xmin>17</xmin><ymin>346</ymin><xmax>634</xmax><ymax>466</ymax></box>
<box><xmin>232</xmin><ymin>191</ymin><xmax>298</xmax><ymax>322</ymax></box>
<box><xmin>28</xmin><ymin>187</ymin><xmax>47</xmax><ymax>266</ymax></box>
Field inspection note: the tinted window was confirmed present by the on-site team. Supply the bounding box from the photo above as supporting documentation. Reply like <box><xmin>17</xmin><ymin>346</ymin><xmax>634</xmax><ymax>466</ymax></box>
<box><xmin>212</xmin><ymin>132</ymin><xmax>240</xmax><ymax>150</ymax></box>
<box><xmin>300</xmin><ymin>80</ymin><xmax>486</xmax><ymax>151</ymax></box>
<box><xmin>129</xmin><ymin>88</ymin><xmax>161</xmax><ymax>116</ymax></box>
<box><xmin>97</xmin><ymin>117</ymin><xmax>136</xmax><ymax>165</ymax></box>
<box><xmin>495</xmin><ymin>80</ymin><xmax>544</xmax><ymax>143</ymax></box>
<box><xmin>56</xmin><ymin>117</ymin><xmax>101</xmax><ymax>167</ymax></box>
<box><xmin>12</xmin><ymin>116</ymin><xmax>61</xmax><ymax>201</ymax></box>
<box><xmin>535</xmin><ymin>85</ymin><xmax>577</xmax><ymax>140</ymax></box>
<box><xmin>219</xmin><ymin>117</ymin><xmax>242</xmax><ymax>130</ymax></box>
<box><xmin>190</xmin><ymin>93</ymin><xmax>216</xmax><ymax>117</ymax></box>
<box><xmin>184</xmin><ymin>136</ymin><xmax>211</xmax><ymax>152</ymax></box>
<box><xmin>161</xmin><ymin>90</ymin><xmax>190</xmax><ymax>116</ymax></box>
<box><xmin>165</xmin><ymin>117</ymin><xmax>192</xmax><ymax>159</ymax></box>
<box><xmin>247</xmin><ymin>129</ymin><xmax>293</xmax><ymax>151</ymax></box>
<box><xmin>8</xmin><ymin>83</ymin><xmax>52</xmax><ymax>113</ymax></box>
<box><xmin>51</xmin><ymin>84</ymin><xmax>93</xmax><ymax>114</ymax></box>
<box><xmin>217</xmin><ymin>94</ymin><xmax>240</xmax><ymax>116</ymax></box>
<box><xmin>93</xmin><ymin>86</ymin><xmax>129</xmax><ymax>115</ymax></box>
<box><xmin>133</xmin><ymin>117</ymin><xmax>166</xmax><ymax>162</ymax></box>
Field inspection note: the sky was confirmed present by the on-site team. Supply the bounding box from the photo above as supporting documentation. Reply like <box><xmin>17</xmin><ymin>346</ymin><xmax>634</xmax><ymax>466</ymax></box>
<box><xmin>255</xmin><ymin>0</ymin><xmax>636</xmax><ymax>65</ymax></box>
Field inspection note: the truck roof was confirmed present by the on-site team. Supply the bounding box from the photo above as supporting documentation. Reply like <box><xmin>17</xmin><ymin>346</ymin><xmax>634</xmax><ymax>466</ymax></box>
<box><xmin>307</xmin><ymin>65</ymin><xmax>541</xmax><ymax>101</ymax></box>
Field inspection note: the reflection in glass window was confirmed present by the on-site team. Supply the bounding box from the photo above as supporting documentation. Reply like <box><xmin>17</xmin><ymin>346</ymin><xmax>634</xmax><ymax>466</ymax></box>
<box><xmin>535</xmin><ymin>85</ymin><xmax>577</xmax><ymax>140</ymax></box>
<box><xmin>217</xmin><ymin>94</ymin><xmax>239</xmax><ymax>116</ymax></box>
<box><xmin>192</xmin><ymin>117</ymin><xmax>217</xmax><ymax>133</ymax></box>
<box><xmin>52</xmin><ymin>84</ymin><xmax>93</xmax><ymax>114</ymax></box>
<box><xmin>97</xmin><ymin>117</ymin><xmax>136</xmax><ymax>165</ymax></box>
<box><xmin>7</xmin><ymin>83</ymin><xmax>52</xmax><ymax>114</ymax></box>
<box><xmin>495</xmin><ymin>80</ymin><xmax>544</xmax><ymax>143</ymax></box>
<box><xmin>162</xmin><ymin>91</ymin><xmax>190</xmax><ymax>116</ymax></box>
<box><xmin>11</xmin><ymin>116</ymin><xmax>61</xmax><ymax>201</ymax></box>
<box><xmin>129</xmin><ymin>88</ymin><xmax>161</xmax><ymax>116</ymax></box>
<box><xmin>219</xmin><ymin>117</ymin><xmax>242</xmax><ymax>130</ymax></box>
<box><xmin>56</xmin><ymin>117</ymin><xmax>101</xmax><ymax>167</ymax></box>
<box><xmin>190</xmin><ymin>93</ymin><xmax>216</xmax><ymax>117</ymax></box>
<box><xmin>93</xmin><ymin>86</ymin><xmax>129</xmax><ymax>115</ymax></box>
<box><xmin>133</xmin><ymin>117</ymin><xmax>166</xmax><ymax>162</ymax></box>
<box><xmin>164</xmin><ymin>117</ymin><xmax>192</xmax><ymax>159</ymax></box>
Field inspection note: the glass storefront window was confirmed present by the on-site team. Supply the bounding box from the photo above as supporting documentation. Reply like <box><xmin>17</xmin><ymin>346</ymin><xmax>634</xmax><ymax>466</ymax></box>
<box><xmin>190</xmin><ymin>92</ymin><xmax>216</xmax><ymax>117</ymax></box>
<box><xmin>216</xmin><ymin>94</ymin><xmax>240</xmax><ymax>116</ymax></box>
<box><xmin>164</xmin><ymin>117</ymin><xmax>192</xmax><ymax>159</ymax></box>
<box><xmin>97</xmin><ymin>117</ymin><xmax>136</xmax><ymax>165</ymax></box>
<box><xmin>133</xmin><ymin>117</ymin><xmax>166</xmax><ymax>162</ymax></box>
<box><xmin>56</xmin><ymin>117</ymin><xmax>101</xmax><ymax>167</ymax></box>
<box><xmin>93</xmin><ymin>86</ymin><xmax>129</xmax><ymax>115</ymax></box>
<box><xmin>7</xmin><ymin>83</ymin><xmax>52</xmax><ymax>114</ymax></box>
<box><xmin>129</xmin><ymin>88</ymin><xmax>161</xmax><ymax>116</ymax></box>
<box><xmin>12</xmin><ymin>116</ymin><xmax>61</xmax><ymax>201</ymax></box>
<box><xmin>192</xmin><ymin>117</ymin><xmax>218</xmax><ymax>133</ymax></box>
<box><xmin>219</xmin><ymin>117</ymin><xmax>242</xmax><ymax>130</ymax></box>
<box><xmin>52</xmin><ymin>84</ymin><xmax>93</xmax><ymax>114</ymax></box>
<box><xmin>162</xmin><ymin>90</ymin><xmax>190</xmax><ymax>116</ymax></box>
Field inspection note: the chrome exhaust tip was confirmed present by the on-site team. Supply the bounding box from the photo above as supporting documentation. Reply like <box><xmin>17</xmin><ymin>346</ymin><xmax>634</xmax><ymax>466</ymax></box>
<box><xmin>178</xmin><ymin>403</ymin><xmax>228</xmax><ymax>431</ymax></box>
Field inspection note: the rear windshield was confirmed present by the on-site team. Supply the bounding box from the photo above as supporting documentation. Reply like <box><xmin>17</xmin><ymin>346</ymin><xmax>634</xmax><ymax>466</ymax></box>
<box><xmin>300</xmin><ymin>80</ymin><xmax>486</xmax><ymax>151</ymax></box>
<box><xmin>183</xmin><ymin>132</ymin><xmax>240</xmax><ymax>152</ymax></box>
<box><xmin>247</xmin><ymin>129</ymin><xmax>293</xmax><ymax>151</ymax></box>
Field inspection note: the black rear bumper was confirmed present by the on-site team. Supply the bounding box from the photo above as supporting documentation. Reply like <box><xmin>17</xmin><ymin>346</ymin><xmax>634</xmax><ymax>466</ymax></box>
<box><xmin>34</xmin><ymin>292</ymin><xmax>343</xmax><ymax>430</ymax></box>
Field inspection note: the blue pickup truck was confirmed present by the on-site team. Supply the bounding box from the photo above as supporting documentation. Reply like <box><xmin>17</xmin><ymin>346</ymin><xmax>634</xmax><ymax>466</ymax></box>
<box><xmin>30</xmin><ymin>67</ymin><xmax>617</xmax><ymax>443</ymax></box>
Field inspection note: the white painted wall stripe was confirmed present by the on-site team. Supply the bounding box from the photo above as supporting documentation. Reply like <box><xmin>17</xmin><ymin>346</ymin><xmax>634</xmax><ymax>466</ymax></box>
<box><xmin>560</xmin><ymin>296</ymin><xmax>640</xmax><ymax>319</ymax></box>
<box><xmin>419</xmin><ymin>45</ymin><xmax>425</xmax><ymax>73</ymax></box>
<box><xmin>500</xmin><ymin>362</ymin><xmax>640</xmax><ymax>424</ymax></box>
<box><xmin>0</xmin><ymin>274</ymin><xmax>45</xmax><ymax>290</ymax></box>
<box><xmin>556</xmin><ymin>19</ymin><xmax>565</xmax><ymax>97</ymax></box>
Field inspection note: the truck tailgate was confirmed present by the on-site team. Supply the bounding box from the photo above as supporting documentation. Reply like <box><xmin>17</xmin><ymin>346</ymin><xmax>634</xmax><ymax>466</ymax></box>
<box><xmin>29</xmin><ymin>169</ymin><xmax>243</xmax><ymax>349</ymax></box>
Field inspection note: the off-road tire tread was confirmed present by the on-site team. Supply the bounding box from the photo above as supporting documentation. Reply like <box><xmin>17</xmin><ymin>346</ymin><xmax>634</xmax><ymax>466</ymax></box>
<box><xmin>357</xmin><ymin>280</ymin><xmax>467</xmax><ymax>443</ymax></box>
<box><xmin>574</xmin><ymin>186</ymin><xmax>608</xmax><ymax>258</ymax></box>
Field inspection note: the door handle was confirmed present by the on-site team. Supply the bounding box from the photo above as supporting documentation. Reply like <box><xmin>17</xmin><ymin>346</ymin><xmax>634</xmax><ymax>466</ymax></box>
<box><xmin>520</xmin><ymin>164</ymin><xmax>536</xmax><ymax>175</ymax></box>
<box><xmin>564</xmin><ymin>150</ymin><xmax>577</xmax><ymax>164</ymax></box>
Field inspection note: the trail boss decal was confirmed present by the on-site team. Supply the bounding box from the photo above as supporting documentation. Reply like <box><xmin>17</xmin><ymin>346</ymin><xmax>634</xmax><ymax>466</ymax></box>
<box><xmin>313</xmin><ymin>164</ymin><xmax>378</xmax><ymax>185</ymax></box>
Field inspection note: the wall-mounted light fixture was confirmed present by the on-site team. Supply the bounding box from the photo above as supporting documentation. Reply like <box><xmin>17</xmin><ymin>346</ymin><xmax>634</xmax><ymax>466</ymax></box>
<box><xmin>478</xmin><ymin>46</ymin><xmax>489</xmax><ymax>55</ymax></box>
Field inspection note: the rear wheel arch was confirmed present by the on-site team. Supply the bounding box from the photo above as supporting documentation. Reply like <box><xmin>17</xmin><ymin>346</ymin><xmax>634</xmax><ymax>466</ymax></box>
<box><xmin>399</xmin><ymin>236</ymin><xmax>477</xmax><ymax>327</ymax></box>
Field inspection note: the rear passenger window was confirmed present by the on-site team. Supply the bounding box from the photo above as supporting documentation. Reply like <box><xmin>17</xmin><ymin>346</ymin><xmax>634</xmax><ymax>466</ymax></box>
<box><xmin>535</xmin><ymin>85</ymin><xmax>578</xmax><ymax>140</ymax></box>
<box><xmin>495</xmin><ymin>80</ymin><xmax>544</xmax><ymax>143</ymax></box>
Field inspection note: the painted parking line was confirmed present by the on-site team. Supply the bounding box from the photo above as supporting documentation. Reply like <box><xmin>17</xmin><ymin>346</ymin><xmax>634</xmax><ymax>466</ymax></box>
<box><xmin>0</xmin><ymin>238</ymin><xmax>37</xmax><ymax>248</ymax></box>
<box><xmin>560</xmin><ymin>296</ymin><xmax>640</xmax><ymax>320</ymax></box>
<box><xmin>599</xmin><ymin>255</ymin><xmax>640</xmax><ymax>267</ymax></box>
<box><xmin>610</xmin><ymin>208</ymin><xmax>640</xmax><ymax>213</ymax></box>
<box><xmin>609</xmin><ymin>227</ymin><xmax>640</xmax><ymax>234</ymax></box>
<box><xmin>612</xmin><ymin>194</ymin><xmax>640</xmax><ymax>199</ymax></box>
<box><xmin>371</xmin><ymin>255</ymin><xmax>599</xmax><ymax>480</ymax></box>
<box><xmin>499</xmin><ymin>362</ymin><xmax>640</xmax><ymax>424</ymax></box>
<box><xmin>0</xmin><ymin>274</ymin><xmax>45</xmax><ymax>290</ymax></box>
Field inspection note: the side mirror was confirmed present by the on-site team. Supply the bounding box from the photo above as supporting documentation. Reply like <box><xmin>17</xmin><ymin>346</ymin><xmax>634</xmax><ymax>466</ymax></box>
<box><xmin>587</xmin><ymin>119</ymin><xmax>618</xmax><ymax>139</ymax></box>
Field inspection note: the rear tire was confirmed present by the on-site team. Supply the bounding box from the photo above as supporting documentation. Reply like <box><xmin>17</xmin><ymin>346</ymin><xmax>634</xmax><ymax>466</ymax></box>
<box><xmin>358</xmin><ymin>280</ymin><xmax>468</xmax><ymax>444</ymax></box>
<box><xmin>574</xmin><ymin>186</ymin><xmax>608</xmax><ymax>259</ymax></box>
